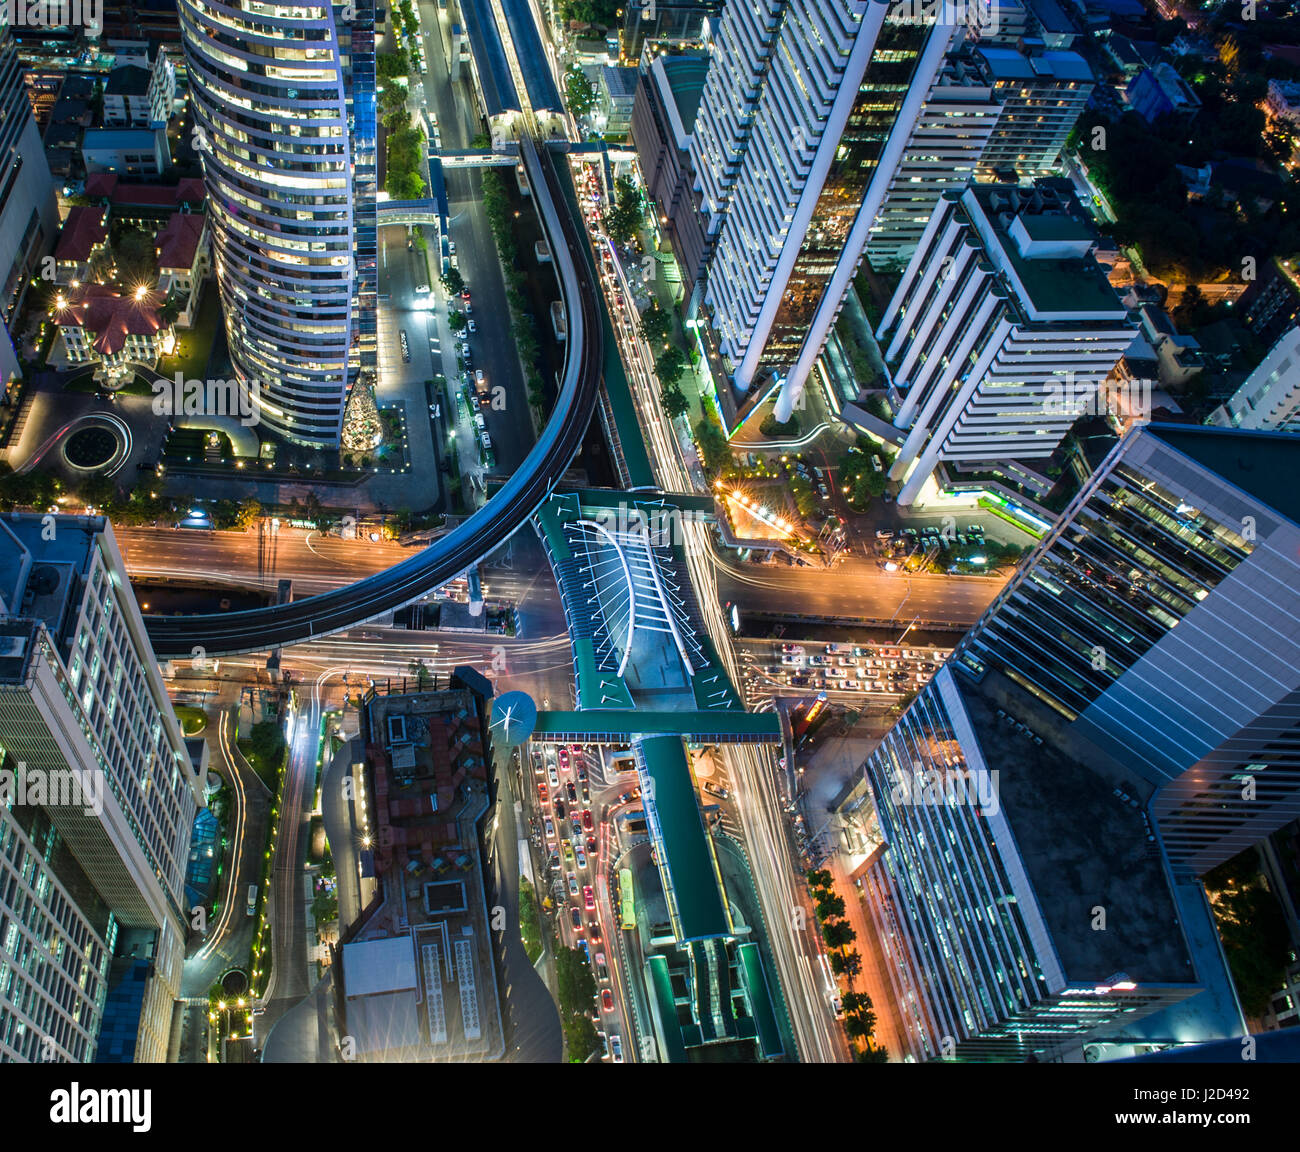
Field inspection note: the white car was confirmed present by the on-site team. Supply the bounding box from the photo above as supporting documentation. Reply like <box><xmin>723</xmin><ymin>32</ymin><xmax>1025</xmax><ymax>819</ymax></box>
<box><xmin>449</xmin><ymin>241</ymin><xmax>457</xmax><ymax>256</ymax></box>
<box><xmin>467</xmin><ymin>319</ymin><xmax>477</xmax><ymax>334</ymax></box>
<box><xmin>415</xmin><ymin>283</ymin><xmax>430</xmax><ymax>294</ymax></box>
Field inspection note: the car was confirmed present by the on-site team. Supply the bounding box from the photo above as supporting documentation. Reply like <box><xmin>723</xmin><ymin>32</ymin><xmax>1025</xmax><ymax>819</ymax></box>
<box><xmin>572</xmin><ymin>817</ymin><xmax>583</xmax><ymax>838</ymax></box>
<box><xmin>578</xmin><ymin>939</ymin><xmax>590</xmax><ymax>963</ymax></box>
<box><xmin>601</xmin><ymin>989</ymin><xmax>614</xmax><ymax>1012</ymax></box>
<box><xmin>448</xmin><ymin>241</ymin><xmax>456</xmax><ymax>256</ymax></box>
<box><xmin>702</xmin><ymin>781</ymin><xmax>730</xmax><ymax>800</ymax></box>
<box><xmin>570</xmin><ymin>908</ymin><xmax>582</xmax><ymax>931</ymax></box>
<box><xmin>415</xmin><ymin>283</ymin><xmax>430</xmax><ymax>294</ymax></box>
<box><xmin>583</xmin><ymin>884</ymin><xmax>596</xmax><ymax>911</ymax></box>
<box><xmin>575</xmin><ymin>845</ymin><xmax>586</xmax><ymax>868</ymax></box>
<box><xmin>555</xmin><ymin>799</ymin><xmax>566</xmax><ymax>820</ymax></box>
<box><xmin>538</xmin><ymin>783</ymin><xmax>548</xmax><ymax>801</ymax></box>
<box><xmin>609</xmin><ymin>1035</ymin><xmax>622</xmax><ymax>1062</ymax></box>
<box><xmin>467</xmin><ymin>319</ymin><xmax>476</xmax><ymax>333</ymax></box>
<box><xmin>567</xmin><ymin>873</ymin><xmax>579</xmax><ymax>897</ymax></box>
<box><xmin>461</xmin><ymin>288</ymin><xmax>471</xmax><ymax>300</ymax></box>
<box><xmin>595</xmin><ymin>951</ymin><xmax>606</xmax><ymax>972</ymax></box>
<box><xmin>576</xmin><ymin>762</ymin><xmax>588</xmax><ymax>782</ymax></box>
<box><xmin>875</xmin><ymin>530</ymin><xmax>893</xmax><ymax>540</ymax></box>
<box><xmin>544</xmin><ymin>818</ymin><xmax>555</xmax><ymax>838</ymax></box>
<box><xmin>588</xmin><ymin>920</ymin><xmax>601</xmax><ymax>941</ymax></box>
<box><xmin>566</xmin><ymin>781</ymin><xmax>577</xmax><ymax>803</ymax></box>
<box><xmin>582</xmin><ymin>808</ymin><xmax>593</xmax><ymax>831</ymax></box>
<box><xmin>548</xmin><ymin>763</ymin><xmax>559</xmax><ymax>787</ymax></box>
<box><xmin>464</xmin><ymin>302</ymin><xmax>472</xmax><ymax>315</ymax></box>
<box><xmin>563</xmin><ymin>841</ymin><xmax>574</xmax><ymax>862</ymax></box>
<box><xmin>586</xmin><ymin>836</ymin><xmax>597</xmax><ymax>856</ymax></box>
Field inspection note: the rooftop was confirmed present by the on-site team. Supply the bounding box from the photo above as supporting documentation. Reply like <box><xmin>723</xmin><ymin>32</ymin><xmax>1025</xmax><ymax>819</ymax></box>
<box><xmin>657</xmin><ymin>55</ymin><xmax>708</xmax><ymax>136</ymax></box>
<box><xmin>959</xmin><ymin>668</ymin><xmax>1196</xmax><ymax>984</ymax></box>
<box><xmin>52</xmin><ymin>283</ymin><xmax>165</xmax><ymax>357</ymax></box>
<box><xmin>155</xmin><ymin>211</ymin><xmax>204</xmax><ymax>270</ymax></box>
<box><xmin>54</xmin><ymin>204</ymin><xmax>109</xmax><ymax>262</ymax></box>
<box><xmin>104</xmin><ymin>64</ymin><xmax>151</xmax><ymax>97</ymax></box>
<box><xmin>85</xmin><ymin>172</ymin><xmax>206</xmax><ymax>207</ymax></box>
<box><xmin>967</xmin><ymin>183</ymin><xmax>1126</xmax><ymax>317</ymax></box>
<box><xmin>1146</xmin><ymin>424</ymin><xmax>1300</xmax><ymax>527</ymax></box>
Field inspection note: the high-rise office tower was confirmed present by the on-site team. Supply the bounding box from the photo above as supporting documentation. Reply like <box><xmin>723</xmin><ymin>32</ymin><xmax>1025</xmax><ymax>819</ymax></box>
<box><xmin>690</xmin><ymin>1</ymin><xmax>959</xmax><ymax>424</ymax></box>
<box><xmin>837</xmin><ymin>660</ymin><xmax>1226</xmax><ymax>1062</ymax></box>
<box><xmin>0</xmin><ymin>515</ymin><xmax>205</xmax><ymax>1062</ymax></box>
<box><xmin>864</xmin><ymin>53</ymin><xmax>1002</xmax><ymax>272</ymax></box>
<box><xmin>956</xmin><ymin>424</ymin><xmax>1300</xmax><ymax>876</ymax></box>
<box><xmin>0</xmin><ymin>18</ymin><xmax>59</xmax><ymax>393</ymax></box>
<box><xmin>1208</xmin><ymin>325</ymin><xmax>1300</xmax><ymax>433</ymax></box>
<box><xmin>179</xmin><ymin>0</ymin><xmax>376</xmax><ymax>447</ymax></box>
<box><xmin>964</xmin><ymin>39</ymin><xmax>1093</xmax><ymax>179</ymax></box>
<box><xmin>879</xmin><ymin>181</ymin><xmax>1133</xmax><ymax>505</ymax></box>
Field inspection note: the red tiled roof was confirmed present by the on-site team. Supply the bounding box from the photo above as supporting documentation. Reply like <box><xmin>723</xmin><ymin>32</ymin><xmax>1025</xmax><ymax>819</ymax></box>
<box><xmin>54</xmin><ymin>205</ymin><xmax>108</xmax><ymax>262</ymax></box>
<box><xmin>156</xmin><ymin>211</ymin><xmax>204</xmax><ymax>270</ymax></box>
<box><xmin>53</xmin><ymin>283</ymin><xmax>164</xmax><ymax>357</ymax></box>
<box><xmin>84</xmin><ymin>173</ymin><xmax>205</xmax><ymax>208</ymax></box>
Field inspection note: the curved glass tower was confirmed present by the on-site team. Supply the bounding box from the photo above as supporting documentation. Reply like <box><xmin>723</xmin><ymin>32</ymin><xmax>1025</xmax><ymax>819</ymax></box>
<box><xmin>180</xmin><ymin>0</ymin><xmax>371</xmax><ymax>447</ymax></box>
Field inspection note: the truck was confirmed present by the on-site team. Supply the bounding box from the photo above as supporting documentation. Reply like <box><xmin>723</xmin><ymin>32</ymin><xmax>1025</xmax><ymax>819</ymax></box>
<box><xmin>246</xmin><ymin>884</ymin><xmax>258</xmax><ymax>917</ymax></box>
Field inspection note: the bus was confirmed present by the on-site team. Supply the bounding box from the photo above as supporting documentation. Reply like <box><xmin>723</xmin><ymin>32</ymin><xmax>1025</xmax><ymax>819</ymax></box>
<box><xmin>246</xmin><ymin>884</ymin><xmax>258</xmax><ymax>917</ymax></box>
<box><xmin>618</xmin><ymin>868</ymin><xmax>635</xmax><ymax>931</ymax></box>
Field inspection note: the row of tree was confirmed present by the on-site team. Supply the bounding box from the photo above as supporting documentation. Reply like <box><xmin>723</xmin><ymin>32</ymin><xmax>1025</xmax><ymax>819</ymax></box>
<box><xmin>807</xmin><ymin>869</ymin><xmax>889</xmax><ymax>1062</ymax></box>
<box><xmin>480</xmin><ymin>171</ymin><xmax>548</xmax><ymax>415</ymax></box>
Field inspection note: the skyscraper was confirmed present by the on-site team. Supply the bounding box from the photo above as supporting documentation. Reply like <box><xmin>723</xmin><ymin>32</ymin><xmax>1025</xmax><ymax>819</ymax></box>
<box><xmin>837</xmin><ymin>661</ymin><xmax>1223</xmax><ymax>1062</ymax></box>
<box><xmin>0</xmin><ymin>515</ymin><xmax>205</xmax><ymax>1062</ymax></box>
<box><xmin>864</xmin><ymin>53</ymin><xmax>1002</xmax><ymax>272</ymax></box>
<box><xmin>179</xmin><ymin>0</ymin><xmax>376</xmax><ymax>447</ymax></box>
<box><xmin>879</xmin><ymin>180</ymin><xmax>1133</xmax><ymax>505</ymax></box>
<box><xmin>956</xmin><ymin>424</ymin><xmax>1300</xmax><ymax>876</ymax></box>
<box><xmin>0</xmin><ymin>18</ymin><xmax>59</xmax><ymax>393</ymax></box>
<box><xmin>690</xmin><ymin>1</ymin><xmax>958</xmax><ymax>424</ymax></box>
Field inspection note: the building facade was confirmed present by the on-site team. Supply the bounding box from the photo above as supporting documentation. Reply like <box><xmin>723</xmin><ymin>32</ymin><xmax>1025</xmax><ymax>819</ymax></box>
<box><xmin>879</xmin><ymin>181</ymin><xmax>1132</xmax><ymax>505</ymax></box>
<box><xmin>179</xmin><ymin>0</ymin><xmax>376</xmax><ymax>447</ymax></box>
<box><xmin>691</xmin><ymin>0</ymin><xmax>959</xmax><ymax>423</ymax></box>
<box><xmin>0</xmin><ymin>515</ymin><xmax>204</xmax><ymax>1062</ymax></box>
<box><xmin>864</xmin><ymin>53</ymin><xmax>1002</xmax><ymax>272</ymax></box>
<box><xmin>0</xmin><ymin>22</ymin><xmax>60</xmax><ymax>393</ymax></box>
<box><xmin>1208</xmin><ymin>325</ymin><xmax>1300</xmax><ymax>433</ymax></box>
<box><xmin>955</xmin><ymin>424</ymin><xmax>1300</xmax><ymax>876</ymax></box>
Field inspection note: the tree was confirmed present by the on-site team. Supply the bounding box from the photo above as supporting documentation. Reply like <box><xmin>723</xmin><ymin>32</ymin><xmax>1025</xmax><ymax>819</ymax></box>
<box><xmin>694</xmin><ymin>402</ymin><xmax>733</xmax><ymax>476</ymax></box>
<box><xmin>407</xmin><ymin>658</ymin><xmax>432</xmax><ymax>689</ymax></box>
<box><xmin>856</xmin><ymin>1045</ymin><xmax>890</xmax><ymax>1063</ymax></box>
<box><xmin>660</xmin><ymin>386</ymin><xmax>689</xmax><ymax>420</ymax></box>
<box><xmin>442</xmin><ymin>266</ymin><xmax>465</xmax><ymax>295</ymax></box>
<box><xmin>654</xmin><ymin>344</ymin><xmax>688</xmax><ymax>392</ymax></box>
<box><xmin>448</xmin><ymin>310</ymin><xmax>467</xmax><ymax>333</ymax></box>
<box><xmin>829</xmin><ymin>949</ymin><xmax>862</xmax><ymax>978</ymax></box>
<box><xmin>841</xmin><ymin>991</ymin><xmax>873</xmax><ymax>1015</ymax></box>
<box><xmin>565</xmin><ymin>67</ymin><xmax>596</xmax><ymax>119</ymax></box>
<box><xmin>235</xmin><ymin>497</ymin><xmax>262</xmax><ymax>530</ymax></box>
<box><xmin>807</xmin><ymin>869</ymin><xmax>834</xmax><ymax>890</ymax></box>
<box><xmin>112</xmin><ymin>226</ymin><xmax>158</xmax><ymax>291</ymax></box>
<box><xmin>639</xmin><ymin>305</ymin><xmax>671</xmax><ymax>345</ymax></box>
<box><xmin>844</xmin><ymin>1012</ymin><xmax>877</xmax><ymax>1039</ymax></box>
<box><xmin>816</xmin><ymin>893</ymin><xmax>846</xmax><ymax>921</ymax></box>
<box><xmin>605</xmin><ymin>175</ymin><xmax>644</xmax><ymax>245</ymax></box>
<box><xmin>823</xmin><ymin>920</ymin><xmax>856</xmax><ymax>950</ymax></box>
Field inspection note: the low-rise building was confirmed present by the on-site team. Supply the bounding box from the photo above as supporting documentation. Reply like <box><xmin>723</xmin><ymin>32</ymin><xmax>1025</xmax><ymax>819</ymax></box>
<box><xmin>51</xmin><ymin>283</ymin><xmax>173</xmax><ymax>383</ymax></box>
<box><xmin>52</xmin><ymin>204</ymin><xmax>110</xmax><ymax>285</ymax></box>
<box><xmin>80</xmin><ymin>126</ymin><xmax>171</xmax><ymax>177</ymax></box>
<box><xmin>155</xmin><ymin>210</ymin><xmax>209</xmax><ymax>326</ymax></box>
<box><xmin>597</xmin><ymin>65</ymin><xmax>639</xmax><ymax>136</ymax></box>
